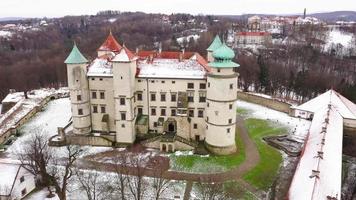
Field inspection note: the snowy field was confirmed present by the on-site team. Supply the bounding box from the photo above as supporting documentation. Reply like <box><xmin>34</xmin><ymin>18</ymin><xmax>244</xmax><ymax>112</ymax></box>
<box><xmin>237</xmin><ymin>100</ymin><xmax>311</xmax><ymax>142</ymax></box>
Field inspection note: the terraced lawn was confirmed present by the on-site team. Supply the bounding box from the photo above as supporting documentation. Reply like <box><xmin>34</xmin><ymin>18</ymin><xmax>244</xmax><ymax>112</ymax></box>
<box><xmin>169</xmin><ymin>130</ymin><xmax>246</xmax><ymax>173</ymax></box>
<box><xmin>242</xmin><ymin>118</ymin><xmax>285</xmax><ymax>190</ymax></box>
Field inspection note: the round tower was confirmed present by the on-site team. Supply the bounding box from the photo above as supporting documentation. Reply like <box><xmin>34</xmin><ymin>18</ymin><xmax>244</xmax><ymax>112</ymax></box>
<box><xmin>64</xmin><ymin>43</ymin><xmax>92</xmax><ymax>134</ymax></box>
<box><xmin>205</xmin><ymin>43</ymin><xmax>240</xmax><ymax>155</ymax></box>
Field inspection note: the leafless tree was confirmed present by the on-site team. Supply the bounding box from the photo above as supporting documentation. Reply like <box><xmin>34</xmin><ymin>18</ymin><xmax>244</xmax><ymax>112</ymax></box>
<box><xmin>74</xmin><ymin>169</ymin><xmax>113</xmax><ymax>200</ymax></box>
<box><xmin>112</xmin><ymin>152</ymin><xmax>130</xmax><ymax>200</ymax></box>
<box><xmin>126</xmin><ymin>152</ymin><xmax>148</xmax><ymax>200</ymax></box>
<box><xmin>151</xmin><ymin>157</ymin><xmax>171</xmax><ymax>200</ymax></box>
<box><xmin>195</xmin><ymin>180</ymin><xmax>227</xmax><ymax>200</ymax></box>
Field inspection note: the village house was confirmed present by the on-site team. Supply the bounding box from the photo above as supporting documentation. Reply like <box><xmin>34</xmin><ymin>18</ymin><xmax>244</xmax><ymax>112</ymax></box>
<box><xmin>0</xmin><ymin>162</ymin><xmax>36</xmax><ymax>200</ymax></box>
<box><xmin>235</xmin><ymin>32</ymin><xmax>272</xmax><ymax>46</ymax></box>
<box><xmin>55</xmin><ymin>33</ymin><xmax>240</xmax><ymax>155</ymax></box>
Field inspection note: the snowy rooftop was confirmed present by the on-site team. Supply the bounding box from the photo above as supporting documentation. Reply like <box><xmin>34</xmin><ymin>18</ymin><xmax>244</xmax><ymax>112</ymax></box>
<box><xmin>294</xmin><ymin>90</ymin><xmax>356</xmax><ymax>120</ymax></box>
<box><xmin>0</xmin><ymin>162</ymin><xmax>21</xmax><ymax>195</ymax></box>
<box><xmin>288</xmin><ymin>105</ymin><xmax>343</xmax><ymax>199</ymax></box>
<box><xmin>137</xmin><ymin>58</ymin><xmax>207</xmax><ymax>79</ymax></box>
<box><xmin>87</xmin><ymin>58</ymin><xmax>113</xmax><ymax>77</ymax></box>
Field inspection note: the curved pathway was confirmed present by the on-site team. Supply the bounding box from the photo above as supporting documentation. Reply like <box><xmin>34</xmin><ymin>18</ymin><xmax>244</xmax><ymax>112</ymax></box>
<box><xmin>77</xmin><ymin>115</ymin><xmax>260</xmax><ymax>183</ymax></box>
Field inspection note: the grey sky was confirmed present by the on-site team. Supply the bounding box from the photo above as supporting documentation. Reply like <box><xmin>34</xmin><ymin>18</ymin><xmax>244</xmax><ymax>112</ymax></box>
<box><xmin>1</xmin><ymin>0</ymin><xmax>355</xmax><ymax>18</ymax></box>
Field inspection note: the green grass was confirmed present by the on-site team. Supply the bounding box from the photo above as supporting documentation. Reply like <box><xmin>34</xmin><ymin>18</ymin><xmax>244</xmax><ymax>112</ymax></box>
<box><xmin>169</xmin><ymin>130</ymin><xmax>246</xmax><ymax>173</ymax></box>
<box><xmin>242</xmin><ymin>118</ymin><xmax>285</xmax><ymax>191</ymax></box>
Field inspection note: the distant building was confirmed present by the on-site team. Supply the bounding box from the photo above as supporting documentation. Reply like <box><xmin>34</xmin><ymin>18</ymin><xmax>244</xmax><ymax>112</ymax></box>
<box><xmin>0</xmin><ymin>162</ymin><xmax>36</xmax><ymax>200</ymax></box>
<box><xmin>235</xmin><ymin>32</ymin><xmax>272</xmax><ymax>46</ymax></box>
<box><xmin>247</xmin><ymin>15</ymin><xmax>261</xmax><ymax>32</ymax></box>
<box><xmin>57</xmin><ymin>33</ymin><xmax>240</xmax><ymax>155</ymax></box>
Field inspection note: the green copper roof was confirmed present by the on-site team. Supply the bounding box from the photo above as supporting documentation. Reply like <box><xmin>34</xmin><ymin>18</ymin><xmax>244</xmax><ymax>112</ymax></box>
<box><xmin>212</xmin><ymin>43</ymin><xmax>235</xmax><ymax>60</ymax></box>
<box><xmin>207</xmin><ymin>35</ymin><xmax>222</xmax><ymax>51</ymax></box>
<box><xmin>64</xmin><ymin>43</ymin><xmax>88</xmax><ymax>64</ymax></box>
<box><xmin>208</xmin><ymin>43</ymin><xmax>239</xmax><ymax>68</ymax></box>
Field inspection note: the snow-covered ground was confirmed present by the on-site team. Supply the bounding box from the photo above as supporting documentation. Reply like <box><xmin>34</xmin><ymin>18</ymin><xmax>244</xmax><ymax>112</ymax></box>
<box><xmin>176</xmin><ymin>34</ymin><xmax>200</xmax><ymax>44</ymax></box>
<box><xmin>237</xmin><ymin>100</ymin><xmax>311</xmax><ymax>142</ymax></box>
<box><xmin>0</xmin><ymin>30</ymin><xmax>12</xmax><ymax>38</ymax></box>
<box><xmin>326</xmin><ymin>29</ymin><xmax>353</xmax><ymax>48</ymax></box>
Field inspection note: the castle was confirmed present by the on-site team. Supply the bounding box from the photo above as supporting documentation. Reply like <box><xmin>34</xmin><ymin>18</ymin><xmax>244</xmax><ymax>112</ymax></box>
<box><xmin>60</xmin><ymin>32</ymin><xmax>239</xmax><ymax>155</ymax></box>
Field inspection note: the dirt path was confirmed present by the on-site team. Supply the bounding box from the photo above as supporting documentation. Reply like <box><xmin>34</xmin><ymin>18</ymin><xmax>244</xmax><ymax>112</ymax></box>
<box><xmin>76</xmin><ymin>115</ymin><xmax>260</xmax><ymax>184</ymax></box>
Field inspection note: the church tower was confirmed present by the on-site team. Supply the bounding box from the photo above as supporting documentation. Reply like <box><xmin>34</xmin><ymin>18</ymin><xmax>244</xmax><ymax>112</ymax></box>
<box><xmin>64</xmin><ymin>43</ymin><xmax>92</xmax><ymax>134</ymax></box>
<box><xmin>112</xmin><ymin>45</ymin><xmax>137</xmax><ymax>144</ymax></box>
<box><xmin>205</xmin><ymin>42</ymin><xmax>239</xmax><ymax>155</ymax></box>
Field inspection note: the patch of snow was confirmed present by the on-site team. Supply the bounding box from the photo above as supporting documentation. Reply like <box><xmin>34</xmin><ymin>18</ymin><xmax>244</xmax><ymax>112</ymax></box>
<box><xmin>0</xmin><ymin>163</ymin><xmax>20</xmax><ymax>195</ymax></box>
<box><xmin>325</xmin><ymin>29</ymin><xmax>353</xmax><ymax>49</ymax></box>
<box><xmin>26</xmin><ymin>188</ymin><xmax>60</xmax><ymax>200</ymax></box>
<box><xmin>237</xmin><ymin>100</ymin><xmax>311</xmax><ymax>141</ymax></box>
<box><xmin>87</xmin><ymin>58</ymin><xmax>113</xmax><ymax>77</ymax></box>
<box><xmin>176</xmin><ymin>34</ymin><xmax>200</xmax><ymax>44</ymax></box>
<box><xmin>138</xmin><ymin>58</ymin><xmax>206</xmax><ymax>79</ymax></box>
<box><xmin>0</xmin><ymin>30</ymin><xmax>12</xmax><ymax>38</ymax></box>
<box><xmin>107</xmin><ymin>18</ymin><xmax>117</xmax><ymax>23</ymax></box>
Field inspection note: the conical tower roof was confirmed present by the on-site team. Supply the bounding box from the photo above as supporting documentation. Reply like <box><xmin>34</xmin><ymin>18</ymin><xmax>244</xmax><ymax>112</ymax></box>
<box><xmin>98</xmin><ymin>31</ymin><xmax>122</xmax><ymax>52</ymax></box>
<box><xmin>64</xmin><ymin>43</ymin><xmax>88</xmax><ymax>64</ymax></box>
<box><xmin>207</xmin><ymin>35</ymin><xmax>222</xmax><ymax>51</ymax></box>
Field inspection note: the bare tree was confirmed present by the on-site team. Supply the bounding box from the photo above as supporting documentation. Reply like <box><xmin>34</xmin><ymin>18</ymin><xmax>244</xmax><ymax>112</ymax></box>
<box><xmin>151</xmin><ymin>157</ymin><xmax>171</xmax><ymax>200</ymax></box>
<box><xmin>126</xmin><ymin>152</ymin><xmax>148</xmax><ymax>200</ymax></box>
<box><xmin>112</xmin><ymin>152</ymin><xmax>130</xmax><ymax>200</ymax></box>
<box><xmin>75</xmin><ymin>169</ymin><xmax>113</xmax><ymax>200</ymax></box>
<box><xmin>195</xmin><ymin>180</ymin><xmax>227</xmax><ymax>200</ymax></box>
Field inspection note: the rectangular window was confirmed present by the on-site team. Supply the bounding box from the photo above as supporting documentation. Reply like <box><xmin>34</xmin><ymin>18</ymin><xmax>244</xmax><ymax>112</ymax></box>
<box><xmin>100</xmin><ymin>106</ymin><xmax>106</xmax><ymax>113</ymax></box>
<box><xmin>78</xmin><ymin>109</ymin><xmax>83</xmax><ymax>115</ymax></box>
<box><xmin>199</xmin><ymin>83</ymin><xmax>206</xmax><ymax>89</ymax></box>
<box><xmin>91</xmin><ymin>78</ymin><xmax>95</xmax><ymax>81</ymax></box>
<box><xmin>208</xmin><ymin>82</ymin><xmax>210</xmax><ymax>88</ymax></box>
<box><xmin>138</xmin><ymin>107</ymin><xmax>143</xmax><ymax>115</ymax></box>
<box><xmin>161</xmin><ymin>80</ymin><xmax>165</xmax><ymax>83</ymax></box>
<box><xmin>151</xmin><ymin>108</ymin><xmax>156</xmax><ymax>116</ymax></box>
<box><xmin>161</xmin><ymin>93</ymin><xmax>166</xmax><ymax>102</ymax></box>
<box><xmin>20</xmin><ymin>176</ymin><xmax>25</xmax><ymax>183</ymax></box>
<box><xmin>207</xmin><ymin>102</ymin><xmax>209</xmax><ymax>107</ymax></box>
<box><xmin>188</xmin><ymin>109</ymin><xmax>194</xmax><ymax>117</ymax></box>
<box><xmin>187</xmin><ymin>83</ymin><xmax>194</xmax><ymax>89</ymax></box>
<box><xmin>92</xmin><ymin>91</ymin><xmax>97</xmax><ymax>99</ymax></box>
<box><xmin>229</xmin><ymin>119</ymin><xmax>232</xmax><ymax>124</ymax></box>
<box><xmin>171</xmin><ymin>93</ymin><xmax>177</xmax><ymax>102</ymax></box>
<box><xmin>230</xmin><ymin>84</ymin><xmax>233</xmax><ymax>89</ymax></box>
<box><xmin>194</xmin><ymin>123</ymin><xmax>198</xmax><ymax>129</ymax></box>
<box><xmin>137</xmin><ymin>93</ymin><xmax>143</xmax><ymax>101</ymax></box>
<box><xmin>99</xmin><ymin>78</ymin><xmax>103</xmax><ymax>81</ymax></box>
<box><xmin>229</xmin><ymin>104</ymin><xmax>233</xmax><ymax>109</ymax></box>
<box><xmin>77</xmin><ymin>95</ymin><xmax>82</xmax><ymax>101</ymax></box>
<box><xmin>198</xmin><ymin>110</ymin><xmax>204</xmax><ymax>118</ymax></box>
<box><xmin>217</xmin><ymin>69</ymin><xmax>221</xmax><ymax>73</ymax></box>
<box><xmin>187</xmin><ymin>91</ymin><xmax>194</xmax><ymax>102</ymax></box>
<box><xmin>199</xmin><ymin>92</ymin><xmax>206</xmax><ymax>102</ymax></box>
<box><xmin>172</xmin><ymin>81</ymin><xmax>175</xmax><ymax>84</ymax></box>
<box><xmin>151</xmin><ymin>93</ymin><xmax>156</xmax><ymax>101</ymax></box>
<box><xmin>153</xmin><ymin>122</ymin><xmax>158</xmax><ymax>127</ymax></box>
<box><xmin>121</xmin><ymin>124</ymin><xmax>125</xmax><ymax>128</ymax></box>
<box><xmin>93</xmin><ymin>105</ymin><xmax>98</xmax><ymax>113</ymax></box>
<box><xmin>121</xmin><ymin>112</ymin><xmax>126</xmax><ymax>120</ymax></box>
<box><xmin>227</xmin><ymin>128</ymin><xmax>230</xmax><ymax>133</ymax></box>
<box><xmin>171</xmin><ymin>109</ymin><xmax>176</xmax><ymax>116</ymax></box>
<box><xmin>120</xmin><ymin>98</ymin><xmax>125</xmax><ymax>105</ymax></box>
<box><xmin>100</xmin><ymin>92</ymin><xmax>105</xmax><ymax>99</ymax></box>
<box><xmin>161</xmin><ymin>108</ymin><xmax>166</xmax><ymax>116</ymax></box>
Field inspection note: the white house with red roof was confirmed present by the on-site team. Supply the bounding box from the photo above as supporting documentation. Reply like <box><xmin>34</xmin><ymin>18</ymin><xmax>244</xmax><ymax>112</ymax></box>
<box><xmin>57</xmin><ymin>33</ymin><xmax>240</xmax><ymax>155</ymax></box>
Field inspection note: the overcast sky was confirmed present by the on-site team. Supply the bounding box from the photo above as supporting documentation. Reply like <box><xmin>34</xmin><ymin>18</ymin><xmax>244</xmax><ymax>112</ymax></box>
<box><xmin>1</xmin><ymin>0</ymin><xmax>355</xmax><ymax>18</ymax></box>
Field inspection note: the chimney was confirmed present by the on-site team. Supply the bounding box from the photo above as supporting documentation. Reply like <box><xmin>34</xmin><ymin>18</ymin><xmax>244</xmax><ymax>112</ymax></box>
<box><xmin>136</xmin><ymin>47</ymin><xmax>139</xmax><ymax>54</ymax></box>
<box><xmin>303</xmin><ymin>8</ymin><xmax>306</xmax><ymax>19</ymax></box>
<box><xmin>158</xmin><ymin>42</ymin><xmax>162</xmax><ymax>54</ymax></box>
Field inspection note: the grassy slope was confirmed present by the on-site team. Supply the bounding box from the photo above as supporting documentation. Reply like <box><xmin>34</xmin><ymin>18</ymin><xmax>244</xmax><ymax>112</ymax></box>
<box><xmin>243</xmin><ymin>118</ymin><xmax>285</xmax><ymax>191</ymax></box>
<box><xmin>169</xmin><ymin>129</ymin><xmax>246</xmax><ymax>173</ymax></box>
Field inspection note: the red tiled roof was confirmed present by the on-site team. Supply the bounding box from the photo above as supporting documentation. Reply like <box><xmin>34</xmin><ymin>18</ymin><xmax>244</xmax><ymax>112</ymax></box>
<box><xmin>237</xmin><ymin>32</ymin><xmax>270</xmax><ymax>36</ymax></box>
<box><xmin>98</xmin><ymin>32</ymin><xmax>122</xmax><ymax>52</ymax></box>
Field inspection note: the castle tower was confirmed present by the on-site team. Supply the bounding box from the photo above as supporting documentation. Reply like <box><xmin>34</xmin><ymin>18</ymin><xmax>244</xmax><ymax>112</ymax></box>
<box><xmin>205</xmin><ymin>43</ymin><xmax>240</xmax><ymax>155</ymax></box>
<box><xmin>97</xmin><ymin>31</ymin><xmax>122</xmax><ymax>57</ymax></box>
<box><xmin>112</xmin><ymin>45</ymin><xmax>137</xmax><ymax>144</ymax></box>
<box><xmin>206</xmin><ymin>35</ymin><xmax>222</xmax><ymax>62</ymax></box>
<box><xmin>64</xmin><ymin>43</ymin><xmax>92</xmax><ymax>134</ymax></box>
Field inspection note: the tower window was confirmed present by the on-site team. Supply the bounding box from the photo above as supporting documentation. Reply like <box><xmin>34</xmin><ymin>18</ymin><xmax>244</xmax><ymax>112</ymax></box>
<box><xmin>121</xmin><ymin>112</ymin><xmax>126</xmax><ymax>120</ymax></box>
<box><xmin>172</xmin><ymin>81</ymin><xmax>175</xmax><ymax>84</ymax></box>
<box><xmin>138</xmin><ymin>107</ymin><xmax>143</xmax><ymax>115</ymax></box>
<box><xmin>93</xmin><ymin>105</ymin><xmax>98</xmax><ymax>113</ymax></box>
<box><xmin>207</xmin><ymin>102</ymin><xmax>209</xmax><ymax>107</ymax></box>
<box><xmin>92</xmin><ymin>91</ymin><xmax>97</xmax><ymax>99</ymax></box>
<box><xmin>137</xmin><ymin>93</ymin><xmax>143</xmax><ymax>101</ymax></box>
<box><xmin>171</xmin><ymin>109</ymin><xmax>176</xmax><ymax>116</ymax></box>
<box><xmin>198</xmin><ymin>110</ymin><xmax>204</xmax><ymax>118</ymax></box>
<box><xmin>78</xmin><ymin>109</ymin><xmax>83</xmax><ymax>115</ymax></box>
<box><xmin>161</xmin><ymin>80</ymin><xmax>165</xmax><ymax>83</ymax></box>
<box><xmin>100</xmin><ymin>92</ymin><xmax>105</xmax><ymax>99</ymax></box>
<box><xmin>217</xmin><ymin>69</ymin><xmax>221</xmax><ymax>73</ymax></box>
<box><xmin>229</xmin><ymin>119</ymin><xmax>232</xmax><ymax>124</ymax></box>
<box><xmin>187</xmin><ymin>83</ymin><xmax>194</xmax><ymax>89</ymax></box>
<box><xmin>194</xmin><ymin>123</ymin><xmax>198</xmax><ymax>129</ymax></box>
<box><xmin>199</xmin><ymin>83</ymin><xmax>206</xmax><ymax>89</ymax></box>
<box><xmin>121</xmin><ymin>124</ymin><xmax>125</xmax><ymax>128</ymax></box>
<box><xmin>230</xmin><ymin>84</ymin><xmax>233</xmax><ymax>89</ymax></box>
<box><xmin>227</xmin><ymin>128</ymin><xmax>230</xmax><ymax>133</ymax></box>
<box><xmin>161</xmin><ymin>93</ymin><xmax>166</xmax><ymax>102</ymax></box>
<box><xmin>151</xmin><ymin>93</ymin><xmax>156</xmax><ymax>101</ymax></box>
<box><xmin>120</xmin><ymin>98</ymin><xmax>125</xmax><ymax>105</ymax></box>
<box><xmin>151</xmin><ymin>108</ymin><xmax>156</xmax><ymax>116</ymax></box>
<box><xmin>77</xmin><ymin>95</ymin><xmax>82</xmax><ymax>101</ymax></box>
<box><xmin>208</xmin><ymin>82</ymin><xmax>210</xmax><ymax>88</ymax></box>
<box><xmin>99</xmin><ymin>78</ymin><xmax>103</xmax><ymax>81</ymax></box>
<box><xmin>100</xmin><ymin>106</ymin><xmax>106</xmax><ymax>113</ymax></box>
<box><xmin>229</xmin><ymin>104</ymin><xmax>233</xmax><ymax>109</ymax></box>
<box><xmin>188</xmin><ymin>109</ymin><xmax>194</xmax><ymax>117</ymax></box>
<box><xmin>161</xmin><ymin>108</ymin><xmax>166</xmax><ymax>116</ymax></box>
<box><xmin>171</xmin><ymin>93</ymin><xmax>177</xmax><ymax>102</ymax></box>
